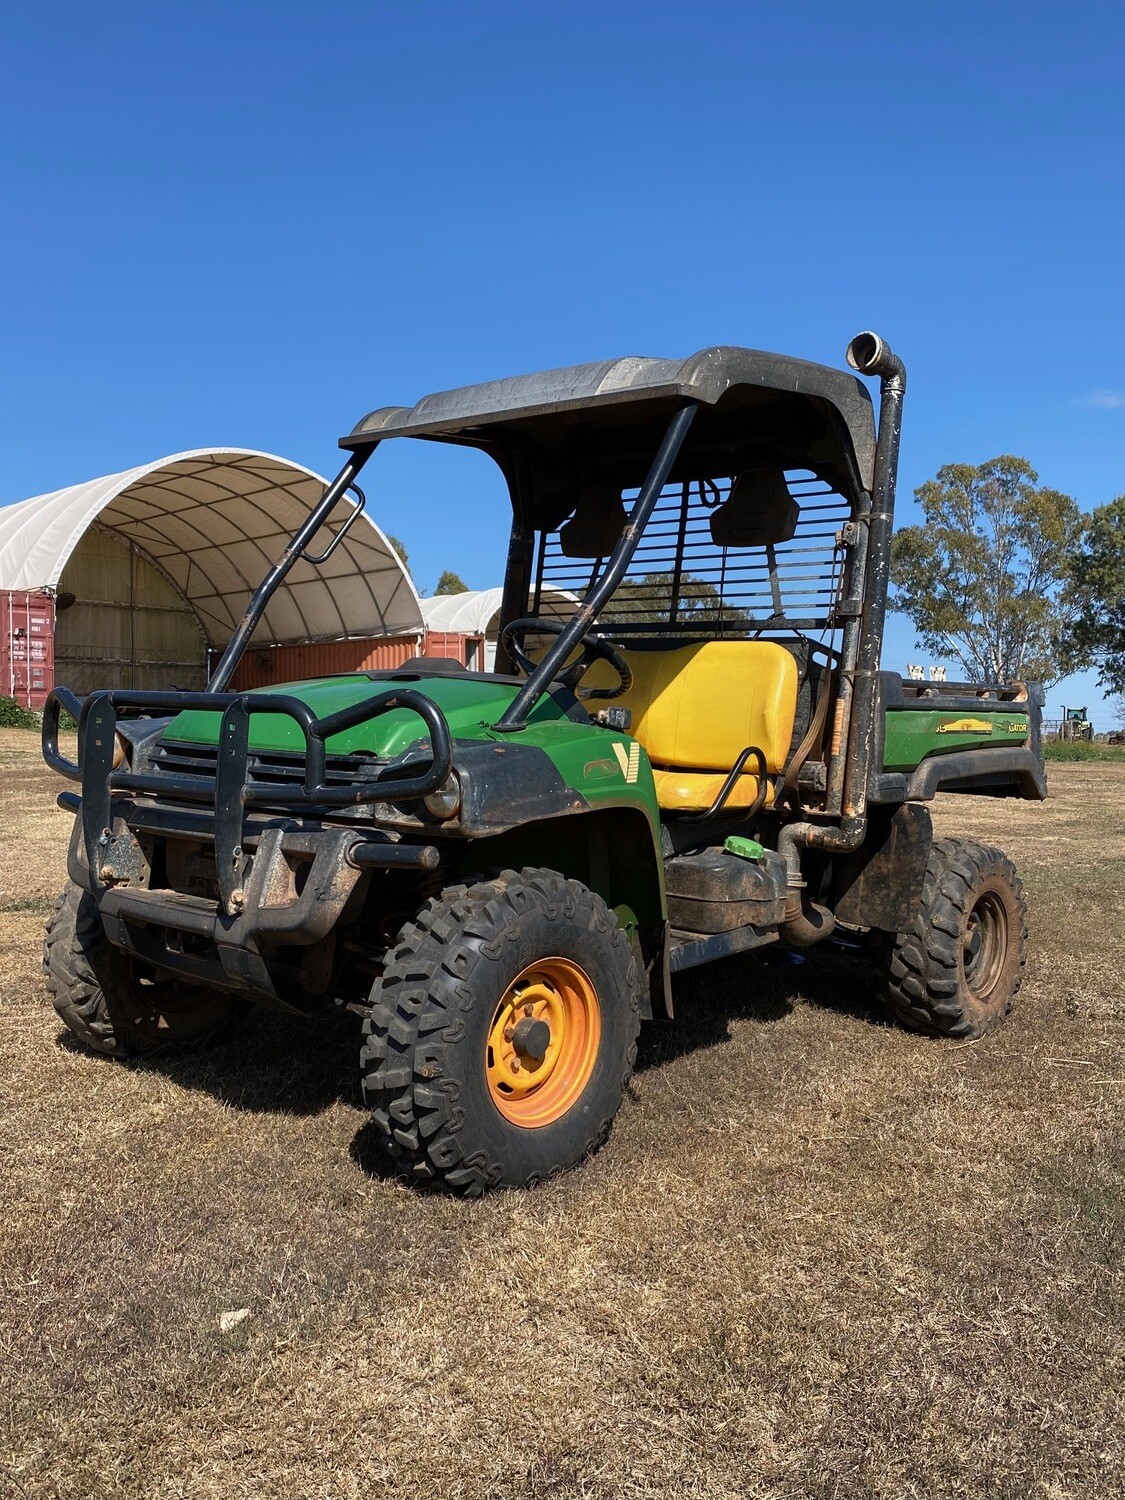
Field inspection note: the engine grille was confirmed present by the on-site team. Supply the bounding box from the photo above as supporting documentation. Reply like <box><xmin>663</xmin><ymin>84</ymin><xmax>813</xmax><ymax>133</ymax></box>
<box><xmin>151</xmin><ymin>739</ymin><xmax>385</xmax><ymax>792</ymax></box>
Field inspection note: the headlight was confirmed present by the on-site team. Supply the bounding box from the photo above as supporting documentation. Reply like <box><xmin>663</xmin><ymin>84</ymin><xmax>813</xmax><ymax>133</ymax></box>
<box><xmin>423</xmin><ymin>774</ymin><xmax>461</xmax><ymax>820</ymax></box>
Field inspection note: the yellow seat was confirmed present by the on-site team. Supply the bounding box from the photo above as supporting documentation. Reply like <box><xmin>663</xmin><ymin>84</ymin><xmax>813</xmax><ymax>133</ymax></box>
<box><xmin>582</xmin><ymin>640</ymin><xmax>799</xmax><ymax>812</ymax></box>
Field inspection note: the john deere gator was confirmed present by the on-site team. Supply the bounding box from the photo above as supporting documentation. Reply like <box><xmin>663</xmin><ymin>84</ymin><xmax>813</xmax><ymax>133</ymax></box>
<box><xmin>42</xmin><ymin>331</ymin><xmax>1045</xmax><ymax>1194</ymax></box>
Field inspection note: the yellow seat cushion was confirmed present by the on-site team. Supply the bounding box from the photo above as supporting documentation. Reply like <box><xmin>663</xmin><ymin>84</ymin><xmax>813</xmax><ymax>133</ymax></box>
<box><xmin>651</xmin><ymin>767</ymin><xmax>774</xmax><ymax>812</ymax></box>
<box><xmin>583</xmin><ymin>640</ymin><xmax>798</xmax><ymax>811</ymax></box>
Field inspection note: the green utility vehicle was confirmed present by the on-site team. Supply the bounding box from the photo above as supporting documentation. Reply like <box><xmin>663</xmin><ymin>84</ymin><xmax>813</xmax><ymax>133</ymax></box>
<box><xmin>42</xmin><ymin>332</ymin><xmax>1045</xmax><ymax>1194</ymax></box>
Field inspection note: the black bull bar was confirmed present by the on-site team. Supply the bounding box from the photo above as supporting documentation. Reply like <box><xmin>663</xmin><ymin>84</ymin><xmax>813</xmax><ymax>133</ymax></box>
<box><xmin>43</xmin><ymin>685</ymin><xmax>454</xmax><ymax>916</ymax></box>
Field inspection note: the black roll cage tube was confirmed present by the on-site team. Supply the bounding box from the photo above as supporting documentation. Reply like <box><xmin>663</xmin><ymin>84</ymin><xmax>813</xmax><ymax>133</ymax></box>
<box><xmin>207</xmin><ymin>449</ymin><xmax>377</xmax><ymax>693</ymax></box>
<box><xmin>494</xmin><ymin>401</ymin><xmax>699</xmax><ymax>731</ymax></box>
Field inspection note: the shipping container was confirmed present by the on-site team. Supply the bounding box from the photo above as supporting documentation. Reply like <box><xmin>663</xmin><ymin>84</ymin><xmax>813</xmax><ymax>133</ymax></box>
<box><xmin>0</xmin><ymin>603</ymin><xmax>486</xmax><ymax>708</ymax></box>
<box><xmin>0</xmin><ymin>590</ymin><xmax>55</xmax><ymax>710</ymax></box>
<box><xmin>229</xmin><ymin>631</ymin><xmax>486</xmax><ymax>691</ymax></box>
<box><xmin>423</xmin><ymin>631</ymin><xmax>488</xmax><ymax>670</ymax></box>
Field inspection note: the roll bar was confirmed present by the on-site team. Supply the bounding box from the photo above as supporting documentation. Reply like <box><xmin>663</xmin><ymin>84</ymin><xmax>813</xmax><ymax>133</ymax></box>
<box><xmin>206</xmin><ymin>450</ymin><xmax>376</xmax><ymax>693</ymax></box>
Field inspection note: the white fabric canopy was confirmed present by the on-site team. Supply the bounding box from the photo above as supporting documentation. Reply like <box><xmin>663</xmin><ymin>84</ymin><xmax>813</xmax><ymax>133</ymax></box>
<box><xmin>420</xmin><ymin>586</ymin><xmax>575</xmax><ymax>636</ymax></box>
<box><xmin>0</xmin><ymin>449</ymin><xmax>423</xmax><ymax>647</ymax></box>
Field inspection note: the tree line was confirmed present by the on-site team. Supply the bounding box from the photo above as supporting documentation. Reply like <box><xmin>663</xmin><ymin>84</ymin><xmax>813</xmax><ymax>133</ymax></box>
<box><xmin>891</xmin><ymin>456</ymin><xmax>1125</xmax><ymax>692</ymax></box>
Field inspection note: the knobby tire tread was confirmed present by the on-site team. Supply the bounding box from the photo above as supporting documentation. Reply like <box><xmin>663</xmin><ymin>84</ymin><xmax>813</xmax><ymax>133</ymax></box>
<box><xmin>884</xmin><ymin>837</ymin><xmax>1027</xmax><ymax>1039</ymax></box>
<box><xmin>360</xmin><ymin>868</ymin><xmax>640</xmax><ymax>1195</ymax></box>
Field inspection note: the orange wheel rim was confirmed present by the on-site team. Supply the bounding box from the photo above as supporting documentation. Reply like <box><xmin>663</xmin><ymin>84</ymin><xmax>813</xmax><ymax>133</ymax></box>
<box><xmin>485</xmin><ymin>957</ymin><xmax>601</xmax><ymax>1128</ymax></box>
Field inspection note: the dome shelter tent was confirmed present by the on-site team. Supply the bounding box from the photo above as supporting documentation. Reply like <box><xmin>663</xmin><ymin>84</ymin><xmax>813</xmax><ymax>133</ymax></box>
<box><xmin>0</xmin><ymin>449</ymin><xmax>424</xmax><ymax>702</ymax></box>
<box><xmin>420</xmin><ymin>586</ymin><xmax>577</xmax><ymax>671</ymax></box>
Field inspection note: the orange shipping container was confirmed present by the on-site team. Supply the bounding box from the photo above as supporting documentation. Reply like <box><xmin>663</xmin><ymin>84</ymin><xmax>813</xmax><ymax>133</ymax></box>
<box><xmin>229</xmin><ymin>631</ymin><xmax>486</xmax><ymax>691</ymax></box>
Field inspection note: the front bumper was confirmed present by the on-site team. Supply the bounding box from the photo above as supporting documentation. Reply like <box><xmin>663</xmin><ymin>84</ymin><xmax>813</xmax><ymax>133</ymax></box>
<box><xmin>63</xmin><ymin>794</ymin><xmax>439</xmax><ymax>1006</ymax></box>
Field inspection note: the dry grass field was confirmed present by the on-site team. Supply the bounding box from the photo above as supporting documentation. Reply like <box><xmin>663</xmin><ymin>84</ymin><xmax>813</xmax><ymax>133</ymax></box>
<box><xmin>1</xmin><ymin>726</ymin><xmax>1121</xmax><ymax>1499</ymax></box>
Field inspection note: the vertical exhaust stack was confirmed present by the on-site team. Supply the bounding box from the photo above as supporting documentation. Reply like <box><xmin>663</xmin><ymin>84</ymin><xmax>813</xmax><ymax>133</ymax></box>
<box><xmin>846</xmin><ymin>330</ymin><xmax>906</xmax><ymax>388</ymax></box>
<box><xmin>840</xmin><ymin>330</ymin><xmax>907</xmax><ymax>822</ymax></box>
<box><xmin>776</xmin><ymin>330</ymin><xmax>908</xmax><ymax>920</ymax></box>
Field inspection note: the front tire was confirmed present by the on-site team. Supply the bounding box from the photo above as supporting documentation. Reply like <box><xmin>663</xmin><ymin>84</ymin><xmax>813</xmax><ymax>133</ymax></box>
<box><xmin>43</xmin><ymin>881</ymin><xmax>246</xmax><ymax>1057</ymax></box>
<box><xmin>883</xmin><ymin>838</ymin><xmax>1028</xmax><ymax>1039</ymax></box>
<box><xmin>361</xmin><ymin>868</ymin><xmax>641</xmax><ymax>1195</ymax></box>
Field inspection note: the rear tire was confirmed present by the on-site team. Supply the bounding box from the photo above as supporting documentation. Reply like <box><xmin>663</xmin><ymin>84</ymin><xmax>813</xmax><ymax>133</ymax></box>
<box><xmin>360</xmin><ymin>868</ymin><xmax>641</xmax><ymax>1195</ymax></box>
<box><xmin>883</xmin><ymin>837</ymin><xmax>1027</xmax><ymax>1039</ymax></box>
<box><xmin>43</xmin><ymin>881</ymin><xmax>246</xmax><ymax>1057</ymax></box>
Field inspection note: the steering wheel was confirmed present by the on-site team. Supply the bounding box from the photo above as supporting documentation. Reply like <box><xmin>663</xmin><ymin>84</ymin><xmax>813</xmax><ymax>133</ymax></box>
<box><xmin>500</xmin><ymin>617</ymin><xmax>633</xmax><ymax>701</ymax></box>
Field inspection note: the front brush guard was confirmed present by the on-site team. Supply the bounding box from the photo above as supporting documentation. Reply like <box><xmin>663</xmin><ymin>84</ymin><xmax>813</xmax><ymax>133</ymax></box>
<box><xmin>43</xmin><ymin>685</ymin><xmax>453</xmax><ymax>914</ymax></box>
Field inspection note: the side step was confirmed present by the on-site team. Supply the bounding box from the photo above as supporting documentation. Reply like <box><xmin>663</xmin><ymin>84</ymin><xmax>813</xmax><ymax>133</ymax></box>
<box><xmin>669</xmin><ymin>923</ymin><xmax>778</xmax><ymax>974</ymax></box>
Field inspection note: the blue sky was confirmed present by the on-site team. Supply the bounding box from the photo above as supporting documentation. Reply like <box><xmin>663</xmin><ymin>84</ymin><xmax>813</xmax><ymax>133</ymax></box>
<box><xmin>1</xmin><ymin>1</ymin><xmax>1122</xmax><ymax>723</ymax></box>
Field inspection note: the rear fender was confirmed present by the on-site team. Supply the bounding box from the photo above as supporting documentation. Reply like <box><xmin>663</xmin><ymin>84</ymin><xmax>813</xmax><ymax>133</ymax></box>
<box><xmin>832</xmin><ymin>802</ymin><xmax>933</xmax><ymax>932</ymax></box>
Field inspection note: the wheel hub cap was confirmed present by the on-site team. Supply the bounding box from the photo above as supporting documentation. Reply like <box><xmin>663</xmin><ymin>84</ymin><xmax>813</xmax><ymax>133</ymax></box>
<box><xmin>512</xmin><ymin>1014</ymin><xmax>552</xmax><ymax>1062</ymax></box>
<box><xmin>963</xmin><ymin>890</ymin><xmax>1008</xmax><ymax>999</ymax></box>
<box><xmin>485</xmin><ymin>957</ymin><xmax>601</xmax><ymax>1128</ymax></box>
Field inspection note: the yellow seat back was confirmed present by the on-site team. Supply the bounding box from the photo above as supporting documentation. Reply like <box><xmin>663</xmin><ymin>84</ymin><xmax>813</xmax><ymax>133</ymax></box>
<box><xmin>586</xmin><ymin>640</ymin><xmax>798</xmax><ymax>776</ymax></box>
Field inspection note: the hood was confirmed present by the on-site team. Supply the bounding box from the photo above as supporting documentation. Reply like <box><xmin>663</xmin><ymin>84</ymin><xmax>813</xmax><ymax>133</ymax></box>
<box><xmin>161</xmin><ymin>672</ymin><xmax>562</xmax><ymax>759</ymax></box>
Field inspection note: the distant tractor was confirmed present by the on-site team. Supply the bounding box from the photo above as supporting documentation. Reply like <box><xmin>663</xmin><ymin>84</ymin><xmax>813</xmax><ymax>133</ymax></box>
<box><xmin>42</xmin><ymin>332</ymin><xmax>1045</xmax><ymax>1194</ymax></box>
<box><xmin>1060</xmin><ymin>706</ymin><xmax>1093</xmax><ymax>742</ymax></box>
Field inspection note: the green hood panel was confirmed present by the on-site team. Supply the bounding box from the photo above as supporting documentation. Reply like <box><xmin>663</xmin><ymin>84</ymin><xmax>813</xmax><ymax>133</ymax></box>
<box><xmin>165</xmin><ymin>674</ymin><xmax>560</xmax><ymax>758</ymax></box>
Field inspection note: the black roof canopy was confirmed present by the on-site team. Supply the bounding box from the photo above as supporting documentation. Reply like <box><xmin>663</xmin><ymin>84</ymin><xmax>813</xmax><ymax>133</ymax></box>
<box><xmin>341</xmin><ymin>346</ymin><xmax>877</xmax><ymax>518</ymax></box>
